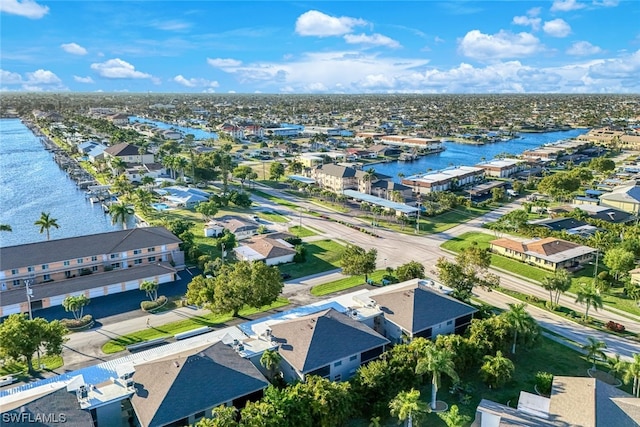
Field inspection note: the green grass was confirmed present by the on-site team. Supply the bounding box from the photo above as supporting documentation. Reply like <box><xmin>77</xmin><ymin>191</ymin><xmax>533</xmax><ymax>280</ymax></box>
<box><xmin>311</xmin><ymin>270</ymin><xmax>387</xmax><ymax>296</ymax></box>
<box><xmin>288</xmin><ymin>225</ymin><xmax>318</xmax><ymax>237</ymax></box>
<box><xmin>0</xmin><ymin>355</ymin><xmax>63</xmax><ymax>377</ymax></box>
<box><xmin>101</xmin><ymin>297</ymin><xmax>290</xmax><ymax>354</ymax></box>
<box><xmin>441</xmin><ymin>231</ymin><xmax>640</xmax><ymax>318</ymax></box>
<box><xmin>278</xmin><ymin>239</ymin><xmax>345</xmax><ymax>278</ymax></box>
<box><xmin>258</xmin><ymin>211</ymin><xmax>289</xmax><ymax>223</ymax></box>
<box><xmin>250</xmin><ymin>189</ymin><xmax>299</xmax><ymax>210</ymax></box>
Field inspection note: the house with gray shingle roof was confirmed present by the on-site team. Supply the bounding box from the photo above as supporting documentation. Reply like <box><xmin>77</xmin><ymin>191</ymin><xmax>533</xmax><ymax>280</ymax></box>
<box><xmin>130</xmin><ymin>341</ymin><xmax>269</xmax><ymax>427</ymax></box>
<box><xmin>369</xmin><ymin>281</ymin><xmax>477</xmax><ymax>343</ymax></box>
<box><xmin>1</xmin><ymin>387</ymin><xmax>95</xmax><ymax>427</ymax></box>
<box><xmin>269</xmin><ymin>308</ymin><xmax>389</xmax><ymax>383</ymax></box>
<box><xmin>233</xmin><ymin>233</ymin><xmax>297</xmax><ymax>265</ymax></box>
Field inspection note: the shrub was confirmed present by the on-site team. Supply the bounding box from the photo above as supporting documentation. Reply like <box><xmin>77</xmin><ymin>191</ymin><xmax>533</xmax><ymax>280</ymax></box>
<box><xmin>61</xmin><ymin>315</ymin><xmax>94</xmax><ymax>330</ymax></box>
<box><xmin>535</xmin><ymin>371</ymin><xmax>553</xmax><ymax>396</ymax></box>
<box><xmin>141</xmin><ymin>295</ymin><xmax>168</xmax><ymax>312</ymax></box>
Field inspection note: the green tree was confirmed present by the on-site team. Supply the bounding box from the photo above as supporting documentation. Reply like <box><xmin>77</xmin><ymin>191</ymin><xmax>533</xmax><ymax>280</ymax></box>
<box><xmin>185</xmin><ymin>275</ymin><xmax>216</xmax><ymax>308</ymax></box>
<box><xmin>623</xmin><ymin>354</ymin><xmax>640</xmax><ymax>397</ymax></box>
<box><xmin>34</xmin><ymin>211</ymin><xmax>59</xmax><ymax>241</ymax></box>
<box><xmin>416</xmin><ymin>346</ymin><xmax>459</xmax><ymax>410</ymax></box>
<box><xmin>239</xmin><ymin>399</ymin><xmax>285</xmax><ymax>427</ymax></box>
<box><xmin>341</xmin><ymin>244</ymin><xmax>378</xmax><ymax>282</ymax></box>
<box><xmin>196</xmin><ymin>200</ymin><xmax>219</xmax><ymax>221</ymax></box>
<box><xmin>0</xmin><ymin>314</ymin><xmax>67</xmax><ymax>373</ymax></box>
<box><xmin>436</xmin><ymin>244</ymin><xmax>498</xmax><ymax>301</ymax></box>
<box><xmin>62</xmin><ymin>295</ymin><xmax>90</xmax><ymax>320</ymax></box>
<box><xmin>589</xmin><ymin>157</ymin><xmax>616</xmax><ymax>174</ymax></box>
<box><xmin>603</xmin><ymin>247</ymin><xmax>635</xmax><ymax>281</ymax></box>
<box><xmin>260</xmin><ymin>349</ymin><xmax>282</xmax><ymax>382</ymax></box>
<box><xmin>233</xmin><ymin>165</ymin><xmax>255</xmax><ymax>189</ymax></box>
<box><xmin>583</xmin><ymin>337</ymin><xmax>607</xmax><ymax>371</ymax></box>
<box><xmin>140</xmin><ymin>280</ymin><xmax>159</xmax><ymax>302</ymax></box>
<box><xmin>541</xmin><ymin>269</ymin><xmax>572</xmax><ymax>308</ymax></box>
<box><xmin>608</xmin><ymin>353</ymin><xmax>627</xmax><ymax>380</ymax></box>
<box><xmin>575</xmin><ymin>282</ymin><xmax>603</xmax><ymax>319</ymax></box>
<box><xmin>491</xmin><ymin>186</ymin><xmax>505</xmax><ymax>203</ymax></box>
<box><xmin>0</xmin><ymin>224</ymin><xmax>12</xmax><ymax>232</ymax></box>
<box><xmin>437</xmin><ymin>404</ymin><xmax>471</xmax><ymax>427</ymax></box>
<box><xmin>194</xmin><ymin>405</ymin><xmax>238</xmax><ymax>427</ymax></box>
<box><xmin>389</xmin><ymin>388</ymin><xmax>427</xmax><ymax>427</ymax></box>
<box><xmin>269</xmin><ymin>162</ymin><xmax>285</xmax><ymax>181</ymax></box>
<box><xmin>479</xmin><ymin>351</ymin><xmax>515</xmax><ymax>389</ymax></box>
<box><xmin>108</xmin><ymin>202</ymin><xmax>134</xmax><ymax>229</ymax></box>
<box><xmin>396</xmin><ymin>261</ymin><xmax>425</xmax><ymax>282</ymax></box>
<box><xmin>538</xmin><ymin>172</ymin><xmax>581</xmax><ymax>200</ymax></box>
<box><xmin>502</xmin><ymin>303</ymin><xmax>539</xmax><ymax>354</ymax></box>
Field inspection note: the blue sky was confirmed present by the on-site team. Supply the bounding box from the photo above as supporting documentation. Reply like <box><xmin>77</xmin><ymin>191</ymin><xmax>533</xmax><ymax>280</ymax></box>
<box><xmin>1</xmin><ymin>0</ymin><xmax>639</xmax><ymax>94</ymax></box>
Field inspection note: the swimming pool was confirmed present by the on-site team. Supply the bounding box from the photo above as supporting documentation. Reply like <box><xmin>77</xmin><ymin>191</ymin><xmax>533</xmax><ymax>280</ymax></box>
<box><xmin>152</xmin><ymin>203</ymin><xmax>170</xmax><ymax>211</ymax></box>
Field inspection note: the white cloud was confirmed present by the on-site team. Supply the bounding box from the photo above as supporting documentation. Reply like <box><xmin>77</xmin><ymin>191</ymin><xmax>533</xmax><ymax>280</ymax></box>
<box><xmin>592</xmin><ymin>0</ymin><xmax>619</xmax><ymax>6</ymax></box>
<box><xmin>173</xmin><ymin>75</ymin><xmax>219</xmax><ymax>88</ymax></box>
<box><xmin>512</xmin><ymin>16</ymin><xmax>541</xmax><ymax>31</ymax></box>
<box><xmin>73</xmin><ymin>75</ymin><xmax>94</xmax><ymax>83</ymax></box>
<box><xmin>458</xmin><ymin>30</ymin><xmax>543</xmax><ymax>60</ymax></box>
<box><xmin>0</xmin><ymin>69</ymin><xmax>23</xmax><ymax>84</ymax></box>
<box><xmin>588</xmin><ymin>49</ymin><xmax>640</xmax><ymax>79</ymax></box>
<box><xmin>90</xmin><ymin>59</ymin><xmax>152</xmax><ymax>79</ymax></box>
<box><xmin>61</xmin><ymin>42</ymin><xmax>88</xmax><ymax>55</ymax></box>
<box><xmin>295</xmin><ymin>10</ymin><xmax>367</xmax><ymax>37</ymax></box>
<box><xmin>26</xmin><ymin>69</ymin><xmax>62</xmax><ymax>84</ymax></box>
<box><xmin>150</xmin><ymin>20</ymin><xmax>191</xmax><ymax>31</ymax></box>
<box><xmin>343</xmin><ymin>33</ymin><xmax>401</xmax><ymax>48</ymax></box>
<box><xmin>551</xmin><ymin>0</ymin><xmax>586</xmax><ymax>12</ymax></box>
<box><xmin>543</xmin><ymin>19</ymin><xmax>571</xmax><ymax>37</ymax></box>
<box><xmin>0</xmin><ymin>0</ymin><xmax>49</xmax><ymax>19</ymax></box>
<box><xmin>567</xmin><ymin>41</ymin><xmax>603</xmax><ymax>56</ymax></box>
<box><xmin>207</xmin><ymin>58</ymin><xmax>242</xmax><ymax>68</ymax></box>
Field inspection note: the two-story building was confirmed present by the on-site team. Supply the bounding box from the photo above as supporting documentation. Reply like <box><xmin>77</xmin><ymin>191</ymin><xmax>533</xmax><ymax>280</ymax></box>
<box><xmin>475</xmin><ymin>158</ymin><xmax>525</xmax><ymax>178</ymax></box>
<box><xmin>104</xmin><ymin>143</ymin><xmax>154</xmax><ymax>165</ymax></box>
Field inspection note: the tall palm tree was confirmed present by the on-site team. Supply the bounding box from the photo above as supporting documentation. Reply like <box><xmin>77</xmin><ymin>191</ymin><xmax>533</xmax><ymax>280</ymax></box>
<box><xmin>34</xmin><ymin>212</ymin><xmax>59</xmax><ymax>241</ymax></box>
<box><xmin>259</xmin><ymin>349</ymin><xmax>282</xmax><ymax>382</ymax></box>
<box><xmin>108</xmin><ymin>202</ymin><xmax>134</xmax><ymax>229</ymax></box>
<box><xmin>623</xmin><ymin>354</ymin><xmax>640</xmax><ymax>397</ymax></box>
<box><xmin>109</xmin><ymin>157</ymin><xmax>127</xmax><ymax>176</ymax></box>
<box><xmin>480</xmin><ymin>350</ymin><xmax>515</xmax><ymax>389</ymax></box>
<box><xmin>503</xmin><ymin>303</ymin><xmax>538</xmax><ymax>354</ymax></box>
<box><xmin>139</xmin><ymin>280</ymin><xmax>159</xmax><ymax>302</ymax></box>
<box><xmin>608</xmin><ymin>354</ymin><xmax>626</xmax><ymax>381</ymax></box>
<box><xmin>0</xmin><ymin>224</ymin><xmax>12</xmax><ymax>232</ymax></box>
<box><xmin>62</xmin><ymin>295</ymin><xmax>90</xmax><ymax>320</ymax></box>
<box><xmin>575</xmin><ymin>282</ymin><xmax>604</xmax><ymax>320</ymax></box>
<box><xmin>416</xmin><ymin>346</ymin><xmax>459</xmax><ymax>410</ymax></box>
<box><xmin>389</xmin><ymin>388</ymin><xmax>427</xmax><ymax>427</ymax></box>
<box><xmin>583</xmin><ymin>337</ymin><xmax>607</xmax><ymax>371</ymax></box>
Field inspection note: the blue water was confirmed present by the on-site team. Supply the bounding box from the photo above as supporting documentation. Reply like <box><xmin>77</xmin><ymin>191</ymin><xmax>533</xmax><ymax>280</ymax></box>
<box><xmin>372</xmin><ymin>128</ymin><xmax>588</xmax><ymax>181</ymax></box>
<box><xmin>0</xmin><ymin>119</ymin><xmax>124</xmax><ymax>247</ymax></box>
<box><xmin>129</xmin><ymin>116</ymin><xmax>218</xmax><ymax>141</ymax></box>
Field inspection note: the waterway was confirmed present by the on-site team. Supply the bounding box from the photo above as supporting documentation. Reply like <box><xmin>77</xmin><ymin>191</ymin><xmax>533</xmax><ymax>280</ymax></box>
<box><xmin>129</xmin><ymin>116</ymin><xmax>218</xmax><ymax>140</ymax></box>
<box><xmin>372</xmin><ymin>128</ymin><xmax>588</xmax><ymax>181</ymax></box>
<box><xmin>0</xmin><ymin>119</ymin><xmax>122</xmax><ymax>248</ymax></box>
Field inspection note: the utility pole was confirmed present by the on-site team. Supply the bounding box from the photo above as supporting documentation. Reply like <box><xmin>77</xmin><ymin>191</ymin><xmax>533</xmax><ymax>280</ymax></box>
<box><xmin>415</xmin><ymin>202</ymin><xmax>421</xmax><ymax>235</ymax></box>
<box><xmin>25</xmin><ymin>279</ymin><xmax>33</xmax><ymax>320</ymax></box>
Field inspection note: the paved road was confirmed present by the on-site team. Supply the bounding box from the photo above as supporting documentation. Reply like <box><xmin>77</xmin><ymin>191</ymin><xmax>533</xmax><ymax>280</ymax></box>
<box><xmin>55</xmin><ymin>188</ymin><xmax>640</xmax><ymax>372</ymax></box>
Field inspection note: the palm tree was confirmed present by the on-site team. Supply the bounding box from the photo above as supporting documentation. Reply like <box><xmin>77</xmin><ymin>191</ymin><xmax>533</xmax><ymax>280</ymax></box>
<box><xmin>416</xmin><ymin>346</ymin><xmax>459</xmax><ymax>410</ymax></box>
<box><xmin>259</xmin><ymin>349</ymin><xmax>282</xmax><ymax>382</ymax></box>
<box><xmin>140</xmin><ymin>280</ymin><xmax>159</xmax><ymax>302</ymax></box>
<box><xmin>62</xmin><ymin>295</ymin><xmax>90</xmax><ymax>320</ymax></box>
<box><xmin>503</xmin><ymin>303</ymin><xmax>538</xmax><ymax>354</ymax></box>
<box><xmin>583</xmin><ymin>337</ymin><xmax>607</xmax><ymax>371</ymax></box>
<box><xmin>541</xmin><ymin>269</ymin><xmax>572</xmax><ymax>308</ymax></box>
<box><xmin>623</xmin><ymin>354</ymin><xmax>640</xmax><ymax>397</ymax></box>
<box><xmin>34</xmin><ymin>212</ymin><xmax>59</xmax><ymax>241</ymax></box>
<box><xmin>608</xmin><ymin>354</ymin><xmax>626</xmax><ymax>381</ymax></box>
<box><xmin>0</xmin><ymin>224</ymin><xmax>12</xmax><ymax>232</ymax></box>
<box><xmin>389</xmin><ymin>388</ymin><xmax>427</xmax><ymax>427</ymax></box>
<box><xmin>479</xmin><ymin>351</ymin><xmax>515</xmax><ymax>389</ymax></box>
<box><xmin>109</xmin><ymin>157</ymin><xmax>127</xmax><ymax>176</ymax></box>
<box><xmin>575</xmin><ymin>282</ymin><xmax>604</xmax><ymax>320</ymax></box>
<box><xmin>108</xmin><ymin>202</ymin><xmax>134</xmax><ymax>229</ymax></box>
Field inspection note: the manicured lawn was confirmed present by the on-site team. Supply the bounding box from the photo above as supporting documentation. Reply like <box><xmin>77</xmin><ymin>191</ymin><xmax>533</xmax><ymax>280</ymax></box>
<box><xmin>278</xmin><ymin>240</ymin><xmax>345</xmax><ymax>278</ymax></box>
<box><xmin>258</xmin><ymin>211</ymin><xmax>289</xmax><ymax>223</ymax></box>
<box><xmin>311</xmin><ymin>270</ymin><xmax>387</xmax><ymax>296</ymax></box>
<box><xmin>101</xmin><ymin>297</ymin><xmax>290</xmax><ymax>354</ymax></box>
<box><xmin>250</xmin><ymin>190</ymin><xmax>299</xmax><ymax>210</ymax></box>
<box><xmin>0</xmin><ymin>355</ymin><xmax>63</xmax><ymax>378</ymax></box>
<box><xmin>288</xmin><ymin>225</ymin><xmax>318</xmax><ymax>237</ymax></box>
<box><xmin>441</xmin><ymin>232</ymin><xmax>640</xmax><ymax>317</ymax></box>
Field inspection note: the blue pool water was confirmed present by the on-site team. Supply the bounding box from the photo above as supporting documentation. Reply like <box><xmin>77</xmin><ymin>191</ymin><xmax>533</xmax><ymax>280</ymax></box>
<box><xmin>152</xmin><ymin>203</ymin><xmax>170</xmax><ymax>211</ymax></box>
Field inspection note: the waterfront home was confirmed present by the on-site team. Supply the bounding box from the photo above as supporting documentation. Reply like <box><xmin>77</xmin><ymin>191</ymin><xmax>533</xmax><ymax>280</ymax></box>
<box><xmin>104</xmin><ymin>143</ymin><xmax>154</xmax><ymax>165</ymax></box>
<box><xmin>379</xmin><ymin>135</ymin><xmax>442</xmax><ymax>150</ymax></box>
<box><xmin>401</xmin><ymin>166</ymin><xmax>485</xmax><ymax>194</ymax></box>
<box><xmin>489</xmin><ymin>237</ymin><xmax>596</xmax><ymax>271</ymax></box>
<box><xmin>368</xmin><ymin>144</ymin><xmax>402</xmax><ymax>157</ymax></box>
<box><xmin>599</xmin><ymin>183</ymin><xmax>640</xmax><ymax>214</ymax></box>
<box><xmin>154</xmin><ymin>186</ymin><xmax>209</xmax><ymax>208</ymax></box>
<box><xmin>233</xmin><ymin>233</ymin><xmax>296</xmax><ymax>265</ymax></box>
<box><xmin>0</xmin><ymin>227</ymin><xmax>184</xmax><ymax>317</ymax></box>
<box><xmin>269</xmin><ymin>308</ymin><xmax>390</xmax><ymax>383</ymax></box>
<box><xmin>475</xmin><ymin>158</ymin><xmax>525</xmax><ymax>178</ymax></box>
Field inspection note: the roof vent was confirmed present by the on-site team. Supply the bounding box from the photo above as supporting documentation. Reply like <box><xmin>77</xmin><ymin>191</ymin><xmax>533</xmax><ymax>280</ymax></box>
<box><xmin>173</xmin><ymin>361</ymin><xmax>180</xmax><ymax>368</ymax></box>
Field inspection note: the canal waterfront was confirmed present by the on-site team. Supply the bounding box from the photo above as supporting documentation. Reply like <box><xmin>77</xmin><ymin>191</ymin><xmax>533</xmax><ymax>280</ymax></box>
<box><xmin>129</xmin><ymin>116</ymin><xmax>218</xmax><ymax>140</ymax></box>
<box><xmin>0</xmin><ymin>119</ymin><xmax>122</xmax><ymax>248</ymax></box>
<box><xmin>372</xmin><ymin>128</ymin><xmax>588</xmax><ymax>181</ymax></box>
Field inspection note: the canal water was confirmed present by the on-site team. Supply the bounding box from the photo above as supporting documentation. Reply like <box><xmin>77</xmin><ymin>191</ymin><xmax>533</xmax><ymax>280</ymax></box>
<box><xmin>129</xmin><ymin>116</ymin><xmax>218</xmax><ymax>140</ymax></box>
<box><xmin>0</xmin><ymin>119</ymin><xmax>122</xmax><ymax>248</ymax></box>
<box><xmin>372</xmin><ymin>128</ymin><xmax>588</xmax><ymax>181</ymax></box>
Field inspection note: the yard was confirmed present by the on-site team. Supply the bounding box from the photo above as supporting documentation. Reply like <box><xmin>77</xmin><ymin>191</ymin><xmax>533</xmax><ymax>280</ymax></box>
<box><xmin>278</xmin><ymin>239</ymin><xmax>345</xmax><ymax>279</ymax></box>
<box><xmin>310</xmin><ymin>270</ymin><xmax>388</xmax><ymax>296</ymax></box>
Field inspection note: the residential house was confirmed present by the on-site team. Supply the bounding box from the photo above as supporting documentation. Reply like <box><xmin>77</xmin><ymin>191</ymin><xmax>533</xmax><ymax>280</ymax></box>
<box><xmin>474</xmin><ymin>376</ymin><xmax>640</xmax><ymax>427</ymax></box>
<box><xmin>489</xmin><ymin>237</ymin><xmax>596</xmax><ymax>271</ymax></box>
<box><xmin>364</xmin><ymin>280</ymin><xmax>477</xmax><ymax>343</ymax></box>
<box><xmin>104</xmin><ymin>143</ymin><xmax>154</xmax><ymax>165</ymax></box>
<box><xmin>0</xmin><ymin>227</ymin><xmax>184</xmax><ymax>317</ymax></box>
<box><xmin>528</xmin><ymin>217</ymin><xmax>597</xmax><ymax>238</ymax></box>
<box><xmin>108</xmin><ymin>113</ymin><xmax>130</xmax><ymax>126</ymax></box>
<box><xmin>155</xmin><ymin>186</ymin><xmax>209</xmax><ymax>208</ymax></box>
<box><xmin>402</xmin><ymin>166</ymin><xmax>485</xmax><ymax>194</ymax></box>
<box><xmin>234</xmin><ymin>233</ymin><xmax>297</xmax><ymax>266</ymax></box>
<box><xmin>369</xmin><ymin>144</ymin><xmax>402</xmax><ymax>157</ymax></box>
<box><xmin>599</xmin><ymin>183</ymin><xmax>640</xmax><ymax>214</ymax></box>
<box><xmin>130</xmin><ymin>342</ymin><xmax>269</xmax><ymax>427</ymax></box>
<box><xmin>161</xmin><ymin>129</ymin><xmax>183</xmax><ymax>140</ymax></box>
<box><xmin>475</xmin><ymin>158</ymin><xmax>525</xmax><ymax>178</ymax></box>
<box><xmin>213</xmin><ymin>216</ymin><xmax>259</xmax><ymax>240</ymax></box>
<box><xmin>555</xmin><ymin>204</ymin><xmax>635</xmax><ymax>224</ymax></box>
<box><xmin>270</xmin><ymin>308</ymin><xmax>390</xmax><ymax>383</ymax></box>
<box><xmin>219</xmin><ymin>124</ymin><xmax>245</xmax><ymax>140</ymax></box>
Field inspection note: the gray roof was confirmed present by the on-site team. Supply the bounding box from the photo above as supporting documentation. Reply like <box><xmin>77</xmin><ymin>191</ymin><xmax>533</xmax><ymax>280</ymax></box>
<box><xmin>371</xmin><ymin>284</ymin><xmax>477</xmax><ymax>334</ymax></box>
<box><xmin>104</xmin><ymin>142</ymin><xmax>143</xmax><ymax>156</ymax></box>
<box><xmin>316</xmin><ymin>163</ymin><xmax>356</xmax><ymax>178</ymax></box>
<box><xmin>270</xmin><ymin>308</ymin><xmax>389</xmax><ymax>374</ymax></box>
<box><xmin>2</xmin><ymin>387</ymin><xmax>94</xmax><ymax>427</ymax></box>
<box><xmin>0</xmin><ymin>227</ymin><xmax>181</xmax><ymax>271</ymax></box>
<box><xmin>130</xmin><ymin>341</ymin><xmax>268</xmax><ymax>427</ymax></box>
<box><xmin>600</xmin><ymin>184</ymin><xmax>640</xmax><ymax>205</ymax></box>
